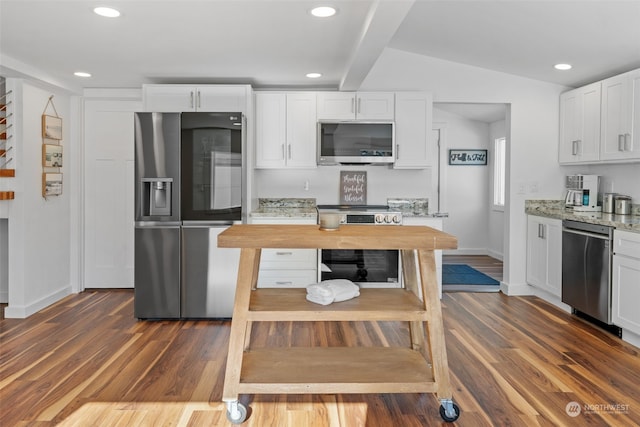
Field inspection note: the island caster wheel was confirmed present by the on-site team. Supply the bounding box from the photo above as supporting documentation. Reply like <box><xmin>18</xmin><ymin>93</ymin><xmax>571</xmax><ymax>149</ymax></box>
<box><xmin>439</xmin><ymin>401</ymin><xmax>460</xmax><ymax>422</ymax></box>
<box><xmin>226</xmin><ymin>401</ymin><xmax>247</xmax><ymax>424</ymax></box>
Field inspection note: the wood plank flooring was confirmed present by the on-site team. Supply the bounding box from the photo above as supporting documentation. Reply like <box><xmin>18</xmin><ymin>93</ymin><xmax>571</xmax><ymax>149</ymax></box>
<box><xmin>2</xmin><ymin>289</ymin><xmax>640</xmax><ymax>426</ymax></box>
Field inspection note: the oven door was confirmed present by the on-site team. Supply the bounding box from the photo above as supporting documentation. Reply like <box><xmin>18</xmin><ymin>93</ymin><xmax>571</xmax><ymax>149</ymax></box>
<box><xmin>319</xmin><ymin>249</ymin><xmax>401</xmax><ymax>288</ymax></box>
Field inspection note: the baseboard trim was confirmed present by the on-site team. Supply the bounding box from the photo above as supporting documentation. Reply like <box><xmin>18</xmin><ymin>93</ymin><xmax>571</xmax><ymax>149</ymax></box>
<box><xmin>499</xmin><ymin>281</ymin><xmax>533</xmax><ymax>296</ymax></box>
<box><xmin>621</xmin><ymin>329</ymin><xmax>640</xmax><ymax>349</ymax></box>
<box><xmin>3</xmin><ymin>286</ymin><xmax>72</xmax><ymax>318</ymax></box>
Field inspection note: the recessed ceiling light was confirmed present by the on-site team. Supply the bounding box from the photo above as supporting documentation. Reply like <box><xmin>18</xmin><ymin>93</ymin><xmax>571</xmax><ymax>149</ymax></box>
<box><xmin>94</xmin><ymin>7</ymin><xmax>120</xmax><ymax>18</ymax></box>
<box><xmin>311</xmin><ymin>6</ymin><xmax>336</xmax><ymax>18</ymax></box>
<box><xmin>554</xmin><ymin>63</ymin><xmax>572</xmax><ymax>71</ymax></box>
<box><xmin>74</xmin><ymin>71</ymin><xmax>92</xmax><ymax>78</ymax></box>
<box><xmin>306</xmin><ymin>72</ymin><xmax>322</xmax><ymax>79</ymax></box>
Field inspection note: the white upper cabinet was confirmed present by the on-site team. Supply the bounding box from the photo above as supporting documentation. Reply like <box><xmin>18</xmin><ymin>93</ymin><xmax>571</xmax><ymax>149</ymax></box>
<box><xmin>316</xmin><ymin>92</ymin><xmax>394</xmax><ymax>120</ymax></box>
<box><xmin>394</xmin><ymin>92</ymin><xmax>433</xmax><ymax>169</ymax></box>
<box><xmin>600</xmin><ymin>70</ymin><xmax>640</xmax><ymax>161</ymax></box>
<box><xmin>558</xmin><ymin>68</ymin><xmax>640</xmax><ymax>164</ymax></box>
<box><xmin>143</xmin><ymin>84</ymin><xmax>249</xmax><ymax>112</ymax></box>
<box><xmin>558</xmin><ymin>82</ymin><xmax>601</xmax><ymax>164</ymax></box>
<box><xmin>255</xmin><ymin>92</ymin><xmax>317</xmax><ymax>169</ymax></box>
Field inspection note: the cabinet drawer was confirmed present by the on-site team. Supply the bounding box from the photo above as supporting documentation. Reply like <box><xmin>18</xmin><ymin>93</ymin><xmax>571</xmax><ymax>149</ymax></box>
<box><xmin>257</xmin><ymin>270</ymin><xmax>318</xmax><ymax>288</ymax></box>
<box><xmin>260</xmin><ymin>248</ymin><xmax>317</xmax><ymax>269</ymax></box>
<box><xmin>613</xmin><ymin>230</ymin><xmax>640</xmax><ymax>259</ymax></box>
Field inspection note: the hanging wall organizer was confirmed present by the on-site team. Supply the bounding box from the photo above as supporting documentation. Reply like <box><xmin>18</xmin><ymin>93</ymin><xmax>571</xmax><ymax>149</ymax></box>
<box><xmin>0</xmin><ymin>89</ymin><xmax>15</xmax><ymax>200</ymax></box>
<box><xmin>42</xmin><ymin>95</ymin><xmax>63</xmax><ymax>198</ymax></box>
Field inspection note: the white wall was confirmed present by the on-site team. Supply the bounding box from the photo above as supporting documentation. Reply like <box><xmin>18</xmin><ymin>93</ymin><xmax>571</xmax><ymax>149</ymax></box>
<box><xmin>562</xmin><ymin>163</ymin><xmax>640</xmax><ymax>202</ymax></box>
<box><xmin>433</xmin><ymin>108</ymin><xmax>490</xmax><ymax>254</ymax></box>
<box><xmin>255</xmin><ymin>166</ymin><xmax>434</xmax><ymax>207</ymax></box>
<box><xmin>4</xmin><ymin>79</ymin><xmax>72</xmax><ymax>317</ymax></box>
<box><xmin>0</xmin><ymin>219</ymin><xmax>7</xmax><ymax>303</ymax></box>
<box><xmin>360</xmin><ymin>48</ymin><xmax>567</xmax><ymax>294</ymax></box>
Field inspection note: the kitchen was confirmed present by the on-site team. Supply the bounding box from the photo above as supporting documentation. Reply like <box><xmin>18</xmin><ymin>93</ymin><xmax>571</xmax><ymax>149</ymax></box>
<box><xmin>1</xmin><ymin>1</ymin><xmax>640</xmax><ymax>425</ymax></box>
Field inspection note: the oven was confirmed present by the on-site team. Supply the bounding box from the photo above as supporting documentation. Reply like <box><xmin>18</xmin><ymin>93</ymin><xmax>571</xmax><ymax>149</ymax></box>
<box><xmin>316</xmin><ymin>205</ymin><xmax>403</xmax><ymax>288</ymax></box>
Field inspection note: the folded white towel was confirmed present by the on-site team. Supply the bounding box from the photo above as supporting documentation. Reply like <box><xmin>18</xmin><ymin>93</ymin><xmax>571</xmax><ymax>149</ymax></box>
<box><xmin>305</xmin><ymin>279</ymin><xmax>360</xmax><ymax>304</ymax></box>
<box><xmin>306</xmin><ymin>283</ymin><xmax>334</xmax><ymax>298</ymax></box>
<box><xmin>305</xmin><ymin>293</ymin><xmax>334</xmax><ymax>305</ymax></box>
<box><xmin>322</xmin><ymin>279</ymin><xmax>360</xmax><ymax>302</ymax></box>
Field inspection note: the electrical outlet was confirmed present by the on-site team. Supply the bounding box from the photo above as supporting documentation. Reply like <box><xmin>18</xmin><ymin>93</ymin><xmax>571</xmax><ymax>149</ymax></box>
<box><xmin>529</xmin><ymin>181</ymin><xmax>539</xmax><ymax>193</ymax></box>
<box><xmin>517</xmin><ymin>182</ymin><xmax>526</xmax><ymax>194</ymax></box>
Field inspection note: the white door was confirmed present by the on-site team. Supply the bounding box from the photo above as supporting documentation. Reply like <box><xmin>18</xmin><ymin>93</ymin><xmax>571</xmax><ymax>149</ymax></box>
<box><xmin>84</xmin><ymin>99</ymin><xmax>141</xmax><ymax>288</ymax></box>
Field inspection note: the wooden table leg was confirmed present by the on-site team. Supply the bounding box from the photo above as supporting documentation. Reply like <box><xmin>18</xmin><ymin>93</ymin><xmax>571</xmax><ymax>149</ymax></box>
<box><xmin>222</xmin><ymin>248</ymin><xmax>261</xmax><ymax>403</ymax></box>
<box><xmin>417</xmin><ymin>249</ymin><xmax>453</xmax><ymax>400</ymax></box>
<box><xmin>401</xmin><ymin>249</ymin><xmax>426</xmax><ymax>355</ymax></box>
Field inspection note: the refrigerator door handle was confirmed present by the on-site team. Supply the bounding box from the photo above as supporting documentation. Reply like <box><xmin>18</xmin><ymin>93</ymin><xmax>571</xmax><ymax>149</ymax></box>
<box><xmin>135</xmin><ymin>221</ymin><xmax>181</xmax><ymax>227</ymax></box>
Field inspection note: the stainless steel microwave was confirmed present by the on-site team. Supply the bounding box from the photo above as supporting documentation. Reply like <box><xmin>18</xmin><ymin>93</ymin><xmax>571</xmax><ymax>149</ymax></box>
<box><xmin>317</xmin><ymin>121</ymin><xmax>395</xmax><ymax>165</ymax></box>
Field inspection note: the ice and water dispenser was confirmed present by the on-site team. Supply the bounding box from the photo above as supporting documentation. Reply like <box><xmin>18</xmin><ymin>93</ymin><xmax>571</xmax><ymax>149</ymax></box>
<box><xmin>141</xmin><ymin>178</ymin><xmax>173</xmax><ymax>216</ymax></box>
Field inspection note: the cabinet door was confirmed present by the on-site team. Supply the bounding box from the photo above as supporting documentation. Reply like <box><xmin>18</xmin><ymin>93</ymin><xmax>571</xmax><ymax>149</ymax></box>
<box><xmin>197</xmin><ymin>86</ymin><xmax>248</xmax><ymax>113</ymax></box>
<box><xmin>143</xmin><ymin>85</ymin><xmax>196</xmax><ymax>112</ymax></box>
<box><xmin>84</xmin><ymin>98</ymin><xmax>141</xmax><ymax>288</ymax></box>
<box><xmin>544</xmin><ymin>219</ymin><xmax>563</xmax><ymax>297</ymax></box>
<box><xmin>394</xmin><ymin>92</ymin><xmax>433</xmax><ymax>169</ymax></box>
<box><xmin>558</xmin><ymin>83</ymin><xmax>601</xmax><ymax>163</ymax></box>
<box><xmin>286</xmin><ymin>92</ymin><xmax>317</xmax><ymax>168</ymax></box>
<box><xmin>316</xmin><ymin>92</ymin><xmax>355</xmax><ymax>120</ymax></box>
<box><xmin>526</xmin><ymin>217</ymin><xmax>547</xmax><ymax>287</ymax></box>
<box><xmin>600</xmin><ymin>73</ymin><xmax>633</xmax><ymax>161</ymax></box>
<box><xmin>356</xmin><ymin>92</ymin><xmax>395</xmax><ymax>120</ymax></box>
<box><xmin>526</xmin><ymin>216</ymin><xmax>562</xmax><ymax>297</ymax></box>
<box><xmin>612</xmin><ymin>254</ymin><xmax>640</xmax><ymax>333</ymax></box>
<box><xmin>255</xmin><ymin>93</ymin><xmax>287</xmax><ymax>168</ymax></box>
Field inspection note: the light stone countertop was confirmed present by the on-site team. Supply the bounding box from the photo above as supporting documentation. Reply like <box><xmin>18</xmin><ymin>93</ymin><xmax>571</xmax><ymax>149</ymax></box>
<box><xmin>250</xmin><ymin>198</ymin><xmax>317</xmax><ymax>219</ymax></box>
<box><xmin>525</xmin><ymin>200</ymin><xmax>640</xmax><ymax>232</ymax></box>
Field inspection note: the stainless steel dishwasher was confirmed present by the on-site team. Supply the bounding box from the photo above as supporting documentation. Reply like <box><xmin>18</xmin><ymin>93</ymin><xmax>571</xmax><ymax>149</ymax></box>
<box><xmin>561</xmin><ymin>219</ymin><xmax>617</xmax><ymax>329</ymax></box>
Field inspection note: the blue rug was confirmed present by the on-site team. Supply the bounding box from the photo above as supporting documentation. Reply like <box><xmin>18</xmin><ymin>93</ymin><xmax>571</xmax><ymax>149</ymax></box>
<box><xmin>442</xmin><ymin>264</ymin><xmax>500</xmax><ymax>292</ymax></box>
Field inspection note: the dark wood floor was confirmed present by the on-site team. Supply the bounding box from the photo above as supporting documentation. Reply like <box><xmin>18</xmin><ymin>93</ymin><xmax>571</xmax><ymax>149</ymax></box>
<box><xmin>2</xmin><ymin>287</ymin><xmax>639</xmax><ymax>426</ymax></box>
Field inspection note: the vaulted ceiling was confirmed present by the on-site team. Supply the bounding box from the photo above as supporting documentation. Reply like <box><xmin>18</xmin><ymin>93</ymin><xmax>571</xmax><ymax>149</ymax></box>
<box><xmin>1</xmin><ymin>1</ymin><xmax>639</xmax><ymax>93</ymax></box>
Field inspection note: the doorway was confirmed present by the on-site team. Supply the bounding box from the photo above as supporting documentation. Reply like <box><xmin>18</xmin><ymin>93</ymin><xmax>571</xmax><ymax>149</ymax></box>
<box><xmin>433</xmin><ymin>103</ymin><xmax>508</xmax><ymax>290</ymax></box>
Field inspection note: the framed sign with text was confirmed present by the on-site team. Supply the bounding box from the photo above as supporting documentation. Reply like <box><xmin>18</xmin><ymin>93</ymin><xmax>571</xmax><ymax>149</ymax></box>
<box><xmin>449</xmin><ymin>149</ymin><xmax>488</xmax><ymax>165</ymax></box>
<box><xmin>340</xmin><ymin>171</ymin><xmax>367</xmax><ymax>204</ymax></box>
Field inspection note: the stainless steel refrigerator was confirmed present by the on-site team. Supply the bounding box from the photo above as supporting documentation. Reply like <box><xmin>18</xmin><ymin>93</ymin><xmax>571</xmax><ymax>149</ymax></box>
<box><xmin>134</xmin><ymin>112</ymin><xmax>244</xmax><ymax>319</ymax></box>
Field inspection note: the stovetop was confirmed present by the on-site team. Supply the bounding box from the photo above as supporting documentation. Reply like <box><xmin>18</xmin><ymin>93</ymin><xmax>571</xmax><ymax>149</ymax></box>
<box><xmin>316</xmin><ymin>204</ymin><xmax>394</xmax><ymax>213</ymax></box>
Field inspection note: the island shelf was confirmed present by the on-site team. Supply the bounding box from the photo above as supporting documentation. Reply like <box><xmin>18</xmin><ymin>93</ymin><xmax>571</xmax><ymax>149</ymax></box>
<box><xmin>218</xmin><ymin>224</ymin><xmax>460</xmax><ymax>423</ymax></box>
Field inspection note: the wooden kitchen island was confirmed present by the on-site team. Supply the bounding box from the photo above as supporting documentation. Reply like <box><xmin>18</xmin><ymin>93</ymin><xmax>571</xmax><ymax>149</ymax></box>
<box><xmin>218</xmin><ymin>224</ymin><xmax>459</xmax><ymax>423</ymax></box>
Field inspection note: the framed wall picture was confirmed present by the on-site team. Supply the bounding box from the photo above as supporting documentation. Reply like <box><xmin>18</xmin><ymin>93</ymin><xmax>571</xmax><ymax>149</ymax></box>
<box><xmin>449</xmin><ymin>149</ymin><xmax>488</xmax><ymax>165</ymax></box>
<box><xmin>42</xmin><ymin>115</ymin><xmax>63</xmax><ymax>140</ymax></box>
<box><xmin>340</xmin><ymin>171</ymin><xmax>367</xmax><ymax>204</ymax></box>
<box><xmin>42</xmin><ymin>172</ymin><xmax>63</xmax><ymax>197</ymax></box>
<box><xmin>42</xmin><ymin>144</ymin><xmax>63</xmax><ymax>167</ymax></box>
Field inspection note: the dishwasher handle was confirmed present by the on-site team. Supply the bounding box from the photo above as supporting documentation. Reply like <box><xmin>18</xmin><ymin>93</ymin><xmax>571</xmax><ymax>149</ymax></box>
<box><xmin>562</xmin><ymin>227</ymin><xmax>610</xmax><ymax>240</ymax></box>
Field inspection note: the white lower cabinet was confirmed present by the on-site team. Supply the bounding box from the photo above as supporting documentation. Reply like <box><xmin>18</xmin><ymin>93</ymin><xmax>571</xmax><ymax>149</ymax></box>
<box><xmin>526</xmin><ymin>216</ymin><xmax>562</xmax><ymax>297</ymax></box>
<box><xmin>612</xmin><ymin>230</ymin><xmax>640</xmax><ymax>336</ymax></box>
<box><xmin>250</xmin><ymin>217</ymin><xmax>318</xmax><ymax>287</ymax></box>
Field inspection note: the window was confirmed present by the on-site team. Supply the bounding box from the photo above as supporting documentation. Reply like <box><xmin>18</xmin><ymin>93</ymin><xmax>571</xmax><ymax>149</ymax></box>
<box><xmin>493</xmin><ymin>137</ymin><xmax>506</xmax><ymax>207</ymax></box>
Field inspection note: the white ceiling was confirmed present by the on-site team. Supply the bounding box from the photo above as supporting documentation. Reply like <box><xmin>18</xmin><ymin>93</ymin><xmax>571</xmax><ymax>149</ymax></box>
<box><xmin>1</xmin><ymin>0</ymin><xmax>639</xmax><ymax>94</ymax></box>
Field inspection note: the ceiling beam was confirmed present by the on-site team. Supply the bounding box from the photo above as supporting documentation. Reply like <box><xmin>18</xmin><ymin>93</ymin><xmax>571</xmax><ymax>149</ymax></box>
<box><xmin>340</xmin><ymin>0</ymin><xmax>415</xmax><ymax>91</ymax></box>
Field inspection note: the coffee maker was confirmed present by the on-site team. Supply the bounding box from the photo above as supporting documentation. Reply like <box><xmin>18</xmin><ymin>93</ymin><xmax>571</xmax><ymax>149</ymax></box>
<box><xmin>565</xmin><ymin>174</ymin><xmax>601</xmax><ymax>212</ymax></box>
